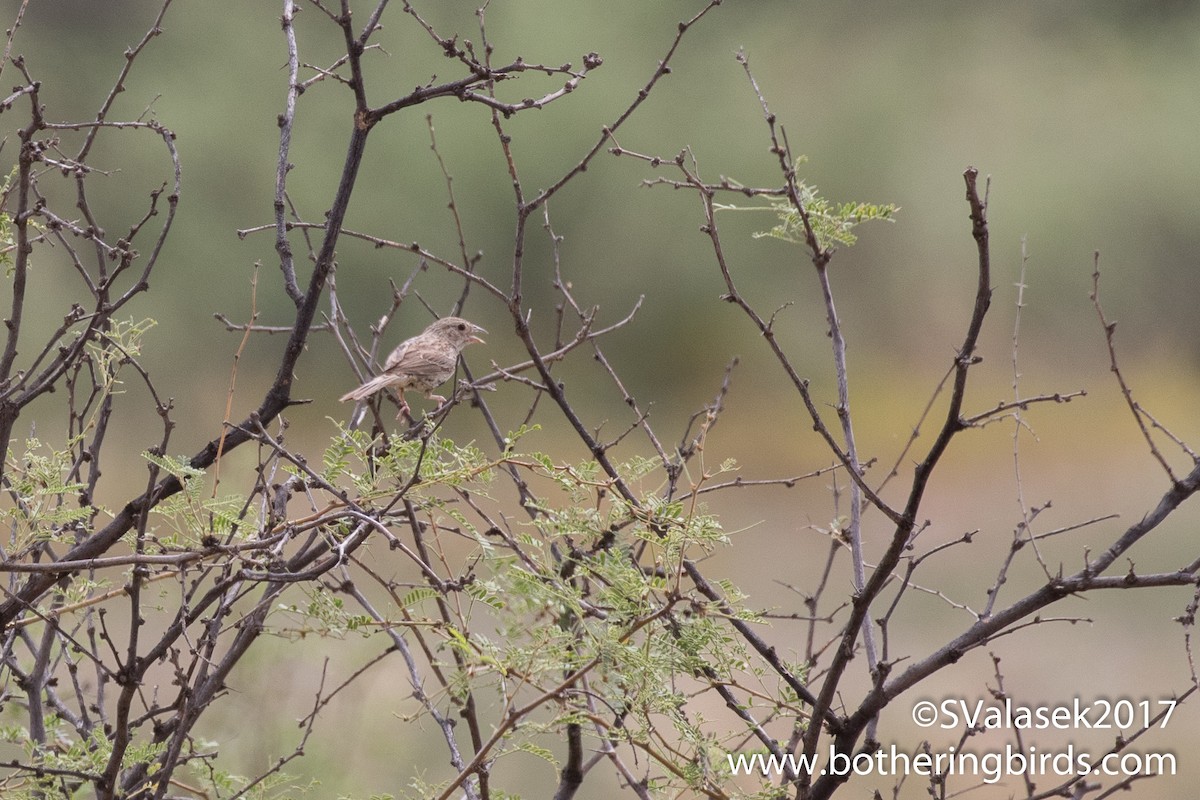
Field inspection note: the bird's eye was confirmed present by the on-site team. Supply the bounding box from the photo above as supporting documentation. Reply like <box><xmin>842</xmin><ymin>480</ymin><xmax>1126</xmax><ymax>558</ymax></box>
<box><xmin>457</xmin><ymin>323</ymin><xmax>466</xmax><ymax>331</ymax></box>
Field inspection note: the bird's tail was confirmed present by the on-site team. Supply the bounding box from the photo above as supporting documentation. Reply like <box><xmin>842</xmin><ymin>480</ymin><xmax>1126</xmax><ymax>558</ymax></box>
<box><xmin>339</xmin><ymin>373</ymin><xmax>394</xmax><ymax>403</ymax></box>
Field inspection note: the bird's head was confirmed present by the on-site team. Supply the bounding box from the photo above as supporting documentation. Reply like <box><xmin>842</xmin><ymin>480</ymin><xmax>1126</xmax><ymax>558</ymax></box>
<box><xmin>430</xmin><ymin>316</ymin><xmax>487</xmax><ymax>350</ymax></box>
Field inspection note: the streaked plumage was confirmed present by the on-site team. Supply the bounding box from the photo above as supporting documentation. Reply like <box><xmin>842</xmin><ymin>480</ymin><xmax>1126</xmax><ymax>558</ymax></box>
<box><xmin>340</xmin><ymin>317</ymin><xmax>486</xmax><ymax>420</ymax></box>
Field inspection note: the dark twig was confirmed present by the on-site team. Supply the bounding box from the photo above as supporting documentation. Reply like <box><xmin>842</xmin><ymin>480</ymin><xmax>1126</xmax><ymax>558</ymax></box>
<box><xmin>1091</xmin><ymin>253</ymin><xmax>1183</xmax><ymax>482</ymax></box>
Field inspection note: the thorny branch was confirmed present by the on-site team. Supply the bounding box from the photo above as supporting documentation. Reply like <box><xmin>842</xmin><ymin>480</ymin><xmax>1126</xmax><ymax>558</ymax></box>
<box><xmin>4</xmin><ymin>3</ymin><xmax>1200</xmax><ymax>800</ymax></box>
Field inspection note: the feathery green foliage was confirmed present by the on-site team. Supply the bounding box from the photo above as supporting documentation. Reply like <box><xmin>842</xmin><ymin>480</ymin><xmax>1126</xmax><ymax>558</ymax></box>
<box><xmin>716</xmin><ymin>159</ymin><xmax>898</xmax><ymax>250</ymax></box>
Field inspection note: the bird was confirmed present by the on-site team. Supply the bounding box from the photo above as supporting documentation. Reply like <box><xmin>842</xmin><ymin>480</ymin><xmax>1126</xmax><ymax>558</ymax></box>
<box><xmin>340</xmin><ymin>316</ymin><xmax>486</xmax><ymax>424</ymax></box>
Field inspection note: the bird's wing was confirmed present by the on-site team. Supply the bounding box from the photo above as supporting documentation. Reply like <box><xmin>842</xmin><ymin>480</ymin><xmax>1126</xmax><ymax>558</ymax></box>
<box><xmin>383</xmin><ymin>338</ymin><xmax>414</xmax><ymax>369</ymax></box>
<box><xmin>388</xmin><ymin>345</ymin><xmax>456</xmax><ymax>381</ymax></box>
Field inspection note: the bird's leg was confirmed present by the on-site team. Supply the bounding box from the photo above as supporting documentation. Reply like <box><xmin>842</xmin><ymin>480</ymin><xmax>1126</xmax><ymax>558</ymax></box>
<box><xmin>393</xmin><ymin>391</ymin><xmax>413</xmax><ymax>421</ymax></box>
<box><xmin>420</xmin><ymin>386</ymin><xmax>450</xmax><ymax>412</ymax></box>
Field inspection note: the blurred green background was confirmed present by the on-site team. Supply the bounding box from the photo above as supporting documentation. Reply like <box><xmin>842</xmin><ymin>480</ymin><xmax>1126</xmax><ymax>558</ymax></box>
<box><xmin>8</xmin><ymin>1</ymin><xmax>1200</xmax><ymax>797</ymax></box>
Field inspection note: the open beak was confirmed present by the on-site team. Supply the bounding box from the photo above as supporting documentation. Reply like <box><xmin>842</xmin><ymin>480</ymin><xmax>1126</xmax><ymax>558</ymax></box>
<box><xmin>469</xmin><ymin>325</ymin><xmax>487</xmax><ymax>345</ymax></box>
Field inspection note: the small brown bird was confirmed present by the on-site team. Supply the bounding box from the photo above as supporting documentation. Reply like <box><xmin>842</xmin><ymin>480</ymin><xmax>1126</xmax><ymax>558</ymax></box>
<box><xmin>340</xmin><ymin>316</ymin><xmax>486</xmax><ymax>422</ymax></box>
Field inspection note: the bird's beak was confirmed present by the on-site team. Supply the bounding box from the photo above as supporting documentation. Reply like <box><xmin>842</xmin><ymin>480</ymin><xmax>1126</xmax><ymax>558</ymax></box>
<box><xmin>469</xmin><ymin>326</ymin><xmax>487</xmax><ymax>345</ymax></box>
